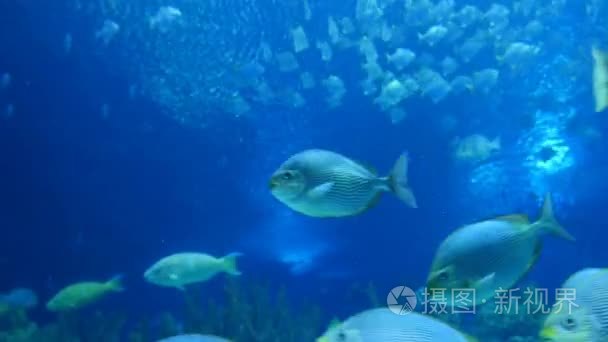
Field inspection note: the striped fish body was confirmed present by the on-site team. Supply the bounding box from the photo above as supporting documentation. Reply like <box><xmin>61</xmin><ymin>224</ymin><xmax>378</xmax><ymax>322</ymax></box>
<box><xmin>271</xmin><ymin>150</ymin><xmax>387</xmax><ymax>218</ymax></box>
<box><xmin>288</xmin><ymin>164</ymin><xmax>382</xmax><ymax>217</ymax></box>
<box><xmin>317</xmin><ymin>308</ymin><xmax>471</xmax><ymax>342</ymax></box>
<box><xmin>429</xmin><ymin>219</ymin><xmax>539</xmax><ymax>303</ymax></box>
<box><xmin>541</xmin><ymin>268</ymin><xmax>608</xmax><ymax>341</ymax></box>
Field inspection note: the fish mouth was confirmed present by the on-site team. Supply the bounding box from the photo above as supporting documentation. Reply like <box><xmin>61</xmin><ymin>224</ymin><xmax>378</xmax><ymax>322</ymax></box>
<box><xmin>268</xmin><ymin>179</ymin><xmax>278</xmax><ymax>189</ymax></box>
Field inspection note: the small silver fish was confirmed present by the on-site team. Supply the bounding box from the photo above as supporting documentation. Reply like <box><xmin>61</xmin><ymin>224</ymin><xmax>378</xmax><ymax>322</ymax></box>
<box><xmin>269</xmin><ymin>149</ymin><xmax>417</xmax><ymax>218</ymax></box>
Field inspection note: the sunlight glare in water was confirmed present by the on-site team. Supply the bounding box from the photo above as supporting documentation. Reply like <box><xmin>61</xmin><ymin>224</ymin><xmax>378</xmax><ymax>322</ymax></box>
<box><xmin>467</xmin><ymin>108</ymin><xmax>578</xmax><ymax>213</ymax></box>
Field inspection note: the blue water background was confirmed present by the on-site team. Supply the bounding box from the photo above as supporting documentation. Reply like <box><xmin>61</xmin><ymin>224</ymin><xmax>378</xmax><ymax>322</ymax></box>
<box><xmin>0</xmin><ymin>0</ymin><xmax>607</xmax><ymax>329</ymax></box>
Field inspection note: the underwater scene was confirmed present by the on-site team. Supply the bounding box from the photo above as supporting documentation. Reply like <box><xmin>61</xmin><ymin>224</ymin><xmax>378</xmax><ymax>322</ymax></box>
<box><xmin>1</xmin><ymin>0</ymin><xmax>608</xmax><ymax>341</ymax></box>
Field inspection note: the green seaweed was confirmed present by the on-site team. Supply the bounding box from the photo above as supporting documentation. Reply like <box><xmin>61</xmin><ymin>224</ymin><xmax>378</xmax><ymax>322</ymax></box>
<box><xmin>0</xmin><ymin>279</ymin><xmax>325</xmax><ymax>342</ymax></box>
<box><xmin>181</xmin><ymin>278</ymin><xmax>322</xmax><ymax>342</ymax></box>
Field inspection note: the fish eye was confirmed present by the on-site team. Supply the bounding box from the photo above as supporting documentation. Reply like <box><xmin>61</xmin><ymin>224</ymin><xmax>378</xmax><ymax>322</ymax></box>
<box><xmin>282</xmin><ymin>171</ymin><xmax>293</xmax><ymax>180</ymax></box>
<box><xmin>437</xmin><ymin>270</ymin><xmax>449</xmax><ymax>281</ymax></box>
<box><xmin>337</xmin><ymin>330</ymin><xmax>347</xmax><ymax>341</ymax></box>
<box><xmin>561</xmin><ymin>317</ymin><xmax>577</xmax><ymax>330</ymax></box>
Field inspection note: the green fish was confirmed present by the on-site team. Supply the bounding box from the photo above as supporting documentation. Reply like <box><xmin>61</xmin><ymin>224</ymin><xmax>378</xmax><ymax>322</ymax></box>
<box><xmin>269</xmin><ymin>149</ymin><xmax>417</xmax><ymax>218</ymax></box>
<box><xmin>46</xmin><ymin>275</ymin><xmax>123</xmax><ymax>312</ymax></box>
<box><xmin>427</xmin><ymin>193</ymin><xmax>574</xmax><ymax>305</ymax></box>
<box><xmin>144</xmin><ymin>252</ymin><xmax>241</xmax><ymax>290</ymax></box>
<box><xmin>540</xmin><ymin>268</ymin><xmax>608</xmax><ymax>342</ymax></box>
<box><xmin>317</xmin><ymin>307</ymin><xmax>476</xmax><ymax>341</ymax></box>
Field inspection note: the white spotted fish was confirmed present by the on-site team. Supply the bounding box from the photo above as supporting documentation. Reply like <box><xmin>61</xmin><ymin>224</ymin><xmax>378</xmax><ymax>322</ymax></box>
<box><xmin>269</xmin><ymin>149</ymin><xmax>417</xmax><ymax>218</ymax></box>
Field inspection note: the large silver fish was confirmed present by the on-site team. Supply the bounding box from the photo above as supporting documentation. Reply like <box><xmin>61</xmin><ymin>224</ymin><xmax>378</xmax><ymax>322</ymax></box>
<box><xmin>426</xmin><ymin>193</ymin><xmax>574</xmax><ymax>305</ymax></box>
<box><xmin>269</xmin><ymin>149</ymin><xmax>417</xmax><ymax>217</ymax></box>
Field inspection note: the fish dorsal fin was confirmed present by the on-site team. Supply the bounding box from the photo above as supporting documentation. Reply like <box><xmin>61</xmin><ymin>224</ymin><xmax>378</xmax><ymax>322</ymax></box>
<box><xmin>307</xmin><ymin>182</ymin><xmax>333</xmax><ymax>199</ymax></box>
<box><xmin>495</xmin><ymin>214</ymin><xmax>529</xmax><ymax>225</ymax></box>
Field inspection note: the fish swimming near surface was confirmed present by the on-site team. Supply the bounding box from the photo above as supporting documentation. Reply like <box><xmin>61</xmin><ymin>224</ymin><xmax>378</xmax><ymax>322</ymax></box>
<box><xmin>46</xmin><ymin>275</ymin><xmax>123</xmax><ymax>312</ymax></box>
<box><xmin>592</xmin><ymin>46</ymin><xmax>608</xmax><ymax>112</ymax></box>
<box><xmin>540</xmin><ymin>268</ymin><xmax>608</xmax><ymax>342</ymax></box>
<box><xmin>317</xmin><ymin>307</ymin><xmax>475</xmax><ymax>342</ymax></box>
<box><xmin>144</xmin><ymin>252</ymin><xmax>241</xmax><ymax>290</ymax></box>
<box><xmin>157</xmin><ymin>334</ymin><xmax>231</xmax><ymax>342</ymax></box>
<box><xmin>426</xmin><ymin>193</ymin><xmax>574</xmax><ymax>306</ymax></box>
<box><xmin>269</xmin><ymin>149</ymin><xmax>417</xmax><ymax>218</ymax></box>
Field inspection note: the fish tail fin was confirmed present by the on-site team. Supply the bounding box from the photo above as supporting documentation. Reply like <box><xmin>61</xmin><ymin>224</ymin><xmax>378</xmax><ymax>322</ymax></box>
<box><xmin>106</xmin><ymin>274</ymin><xmax>125</xmax><ymax>292</ymax></box>
<box><xmin>531</xmin><ymin>193</ymin><xmax>575</xmax><ymax>241</ymax></box>
<box><xmin>388</xmin><ymin>152</ymin><xmax>417</xmax><ymax>208</ymax></box>
<box><xmin>221</xmin><ymin>252</ymin><xmax>243</xmax><ymax>276</ymax></box>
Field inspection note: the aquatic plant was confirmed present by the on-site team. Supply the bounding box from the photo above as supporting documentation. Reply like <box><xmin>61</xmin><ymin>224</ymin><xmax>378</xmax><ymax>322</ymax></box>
<box><xmin>181</xmin><ymin>278</ymin><xmax>323</xmax><ymax>342</ymax></box>
<box><xmin>0</xmin><ymin>308</ymin><xmax>129</xmax><ymax>342</ymax></box>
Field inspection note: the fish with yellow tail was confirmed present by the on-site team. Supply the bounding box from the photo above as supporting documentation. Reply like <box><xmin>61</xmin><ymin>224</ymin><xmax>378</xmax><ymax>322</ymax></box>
<box><xmin>426</xmin><ymin>193</ymin><xmax>574</xmax><ymax>306</ymax></box>
<box><xmin>269</xmin><ymin>149</ymin><xmax>417</xmax><ymax>218</ymax></box>
<box><xmin>592</xmin><ymin>46</ymin><xmax>608</xmax><ymax>112</ymax></box>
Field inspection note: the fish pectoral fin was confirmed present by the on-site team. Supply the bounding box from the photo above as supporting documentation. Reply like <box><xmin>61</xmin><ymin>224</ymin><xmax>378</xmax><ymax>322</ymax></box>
<box><xmin>169</xmin><ymin>273</ymin><xmax>179</xmax><ymax>280</ymax></box>
<box><xmin>472</xmin><ymin>272</ymin><xmax>496</xmax><ymax>289</ymax></box>
<box><xmin>307</xmin><ymin>182</ymin><xmax>334</xmax><ymax>199</ymax></box>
